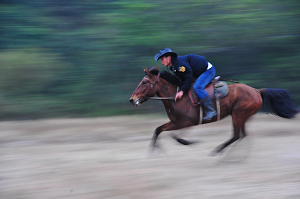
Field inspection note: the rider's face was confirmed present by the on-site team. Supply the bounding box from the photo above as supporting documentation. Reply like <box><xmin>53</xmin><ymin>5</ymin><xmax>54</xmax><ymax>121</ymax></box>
<box><xmin>160</xmin><ymin>56</ymin><xmax>172</xmax><ymax>67</ymax></box>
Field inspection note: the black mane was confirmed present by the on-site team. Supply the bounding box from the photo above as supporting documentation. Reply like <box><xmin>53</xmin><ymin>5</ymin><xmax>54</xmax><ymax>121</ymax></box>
<box><xmin>149</xmin><ymin>67</ymin><xmax>181</xmax><ymax>86</ymax></box>
<box><xmin>160</xmin><ymin>71</ymin><xmax>181</xmax><ymax>86</ymax></box>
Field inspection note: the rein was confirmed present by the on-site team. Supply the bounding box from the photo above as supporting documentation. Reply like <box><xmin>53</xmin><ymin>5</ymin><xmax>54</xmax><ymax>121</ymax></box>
<box><xmin>149</xmin><ymin>97</ymin><xmax>175</xmax><ymax>100</ymax></box>
<box><xmin>220</xmin><ymin>78</ymin><xmax>240</xmax><ymax>83</ymax></box>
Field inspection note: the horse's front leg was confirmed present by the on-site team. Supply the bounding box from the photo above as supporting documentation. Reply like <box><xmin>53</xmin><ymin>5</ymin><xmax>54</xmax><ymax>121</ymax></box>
<box><xmin>151</xmin><ymin>120</ymin><xmax>198</xmax><ymax>152</ymax></box>
<box><xmin>151</xmin><ymin>121</ymin><xmax>179</xmax><ymax>151</ymax></box>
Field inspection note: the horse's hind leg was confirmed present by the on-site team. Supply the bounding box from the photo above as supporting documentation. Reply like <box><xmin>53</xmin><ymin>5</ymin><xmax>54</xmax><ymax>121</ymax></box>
<box><xmin>210</xmin><ymin>120</ymin><xmax>242</xmax><ymax>156</ymax></box>
<box><xmin>211</xmin><ymin>107</ymin><xmax>257</xmax><ymax>156</ymax></box>
<box><xmin>210</xmin><ymin>85</ymin><xmax>262</xmax><ymax>156</ymax></box>
<box><xmin>211</xmin><ymin>109</ymin><xmax>253</xmax><ymax>156</ymax></box>
<box><xmin>240</xmin><ymin>123</ymin><xmax>247</xmax><ymax>139</ymax></box>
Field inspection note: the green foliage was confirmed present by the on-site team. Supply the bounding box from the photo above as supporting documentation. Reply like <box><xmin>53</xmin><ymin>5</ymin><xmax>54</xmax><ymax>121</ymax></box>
<box><xmin>0</xmin><ymin>48</ymin><xmax>67</xmax><ymax>93</ymax></box>
<box><xmin>0</xmin><ymin>0</ymin><xmax>299</xmax><ymax>119</ymax></box>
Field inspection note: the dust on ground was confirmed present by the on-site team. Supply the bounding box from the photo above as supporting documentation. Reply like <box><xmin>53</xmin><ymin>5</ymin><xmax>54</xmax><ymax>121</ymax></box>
<box><xmin>0</xmin><ymin>114</ymin><xmax>299</xmax><ymax>199</ymax></box>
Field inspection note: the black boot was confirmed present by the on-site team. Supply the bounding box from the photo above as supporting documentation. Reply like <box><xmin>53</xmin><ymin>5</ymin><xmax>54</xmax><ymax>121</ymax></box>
<box><xmin>201</xmin><ymin>96</ymin><xmax>217</xmax><ymax>121</ymax></box>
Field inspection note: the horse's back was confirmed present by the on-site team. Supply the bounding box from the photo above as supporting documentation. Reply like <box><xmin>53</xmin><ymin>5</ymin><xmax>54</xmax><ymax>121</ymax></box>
<box><xmin>227</xmin><ymin>83</ymin><xmax>262</xmax><ymax>115</ymax></box>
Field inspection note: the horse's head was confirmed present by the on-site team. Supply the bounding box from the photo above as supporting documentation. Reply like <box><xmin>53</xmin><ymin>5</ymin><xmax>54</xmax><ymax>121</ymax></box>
<box><xmin>129</xmin><ymin>67</ymin><xmax>160</xmax><ymax>106</ymax></box>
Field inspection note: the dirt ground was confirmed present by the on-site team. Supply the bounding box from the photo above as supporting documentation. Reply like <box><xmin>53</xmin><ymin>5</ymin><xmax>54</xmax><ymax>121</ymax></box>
<box><xmin>0</xmin><ymin>113</ymin><xmax>299</xmax><ymax>199</ymax></box>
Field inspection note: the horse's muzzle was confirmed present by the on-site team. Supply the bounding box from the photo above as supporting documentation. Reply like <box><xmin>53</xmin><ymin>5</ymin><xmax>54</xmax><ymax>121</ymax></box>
<box><xmin>129</xmin><ymin>98</ymin><xmax>140</xmax><ymax>106</ymax></box>
<box><xmin>129</xmin><ymin>96</ymin><xmax>146</xmax><ymax>106</ymax></box>
<box><xmin>129</xmin><ymin>99</ymin><xmax>134</xmax><ymax>104</ymax></box>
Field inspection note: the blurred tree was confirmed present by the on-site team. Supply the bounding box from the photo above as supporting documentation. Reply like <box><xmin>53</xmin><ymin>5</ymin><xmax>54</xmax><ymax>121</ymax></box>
<box><xmin>0</xmin><ymin>0</ymin><xmax>299</xmax><ymax>119</ymax></box>
<box><xmin>0</xmin><ymin>48</ymin><xmax>68</xmax><ymax>94</ymax></box>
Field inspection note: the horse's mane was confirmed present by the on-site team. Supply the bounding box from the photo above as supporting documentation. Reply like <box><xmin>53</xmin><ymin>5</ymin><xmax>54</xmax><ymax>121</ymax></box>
<box><xmin>149</xmin><ymin>67</ymin><xmax>181</xmax><ymax>86</ymax></box>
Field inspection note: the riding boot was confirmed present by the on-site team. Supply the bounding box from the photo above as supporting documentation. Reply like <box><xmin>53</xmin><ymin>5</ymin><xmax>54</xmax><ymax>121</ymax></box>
<box><xmin>201</xmin><ymin>96</ymin><xmax>217</xmax><ymax>121</ymax></box>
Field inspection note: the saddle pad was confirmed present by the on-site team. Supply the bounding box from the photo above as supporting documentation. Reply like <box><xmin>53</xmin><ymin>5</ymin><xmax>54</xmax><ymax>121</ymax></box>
<box><xmin>189</xmin><ymin>81</ymin><xmax>229</xmax><ymax>106</ymax></box>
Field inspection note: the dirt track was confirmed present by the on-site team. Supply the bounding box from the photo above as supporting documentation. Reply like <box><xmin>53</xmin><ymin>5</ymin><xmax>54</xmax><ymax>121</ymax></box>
<box><xmin>0</xmin><ymin>114</ymin><xmax>299</xmax><ymax>199</ymax></box>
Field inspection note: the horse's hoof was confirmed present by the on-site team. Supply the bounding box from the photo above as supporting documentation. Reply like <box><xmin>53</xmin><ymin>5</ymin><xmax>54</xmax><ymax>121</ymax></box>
<box><xmin>147</xmin><ymin>145</ymin><xmax>167</xmax><ymax>158</ymax></box>
<box><xmin>190</xmin><ymin>140</ymin><xmax>203</xmax><ymax>144</ymax></box>
<box><xmin>209</xmin><ymin>150</ymin><xmax>219</xmax><ymax>157</ymax></box>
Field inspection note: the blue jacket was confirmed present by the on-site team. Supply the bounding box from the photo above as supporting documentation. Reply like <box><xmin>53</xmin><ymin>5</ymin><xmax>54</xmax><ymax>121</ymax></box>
<box><xmin>170</xmin><ymin>54</ymin><xmax>208</xmax><ymax>93</ymax></box>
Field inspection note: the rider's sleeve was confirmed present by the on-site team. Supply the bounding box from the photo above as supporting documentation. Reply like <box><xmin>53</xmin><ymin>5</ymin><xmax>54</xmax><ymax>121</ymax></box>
<box><xmin>179</xmin><ymin>63</ymin><xmax>193</xmax><ymax>93</ymax></box>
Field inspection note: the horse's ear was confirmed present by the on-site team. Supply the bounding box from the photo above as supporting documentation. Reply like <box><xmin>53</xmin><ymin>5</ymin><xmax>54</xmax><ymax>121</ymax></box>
<box><xmin>144</xmin><ymin>67</ymin><xmax>151</xmax><ymax>75</ymax></box>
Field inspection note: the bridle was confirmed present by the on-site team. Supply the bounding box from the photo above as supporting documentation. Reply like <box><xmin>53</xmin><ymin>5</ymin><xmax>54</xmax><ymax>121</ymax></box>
<box><xmin>141</xmin><ymin>73</ymin><xmax>160</xmax><ymax>100</ymax></box>
<box><xmin>141</xmin><ymin>73</ymin><xmax>175</xmax><ymax>101</ymax></box>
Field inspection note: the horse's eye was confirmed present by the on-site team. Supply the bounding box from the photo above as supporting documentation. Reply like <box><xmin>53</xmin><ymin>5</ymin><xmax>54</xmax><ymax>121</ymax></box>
<box><xmin>142</xmin><ymin>81</ymin><xmax>147</xmax><ymax>85</ymax></box>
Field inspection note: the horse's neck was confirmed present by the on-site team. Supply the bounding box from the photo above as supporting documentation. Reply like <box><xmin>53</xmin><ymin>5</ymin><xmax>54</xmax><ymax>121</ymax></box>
<box><xmin>156</xmin><ymin>79</ymin><xmax>177</xmax><ymax>97</ymax></box>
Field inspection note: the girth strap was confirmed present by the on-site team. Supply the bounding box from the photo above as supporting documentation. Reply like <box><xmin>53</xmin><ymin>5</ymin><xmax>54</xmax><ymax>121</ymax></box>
<box><xmin>215</xmin><ymin>92</ymin><xmax>221</xmax><ymax>121</ymax></box>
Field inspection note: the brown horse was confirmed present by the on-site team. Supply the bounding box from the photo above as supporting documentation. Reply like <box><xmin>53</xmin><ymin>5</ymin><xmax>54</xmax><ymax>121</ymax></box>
<box><xmin>129</xmin><ymin>67</ymin><xmax>299</xmax><ymax>156</ymax></box>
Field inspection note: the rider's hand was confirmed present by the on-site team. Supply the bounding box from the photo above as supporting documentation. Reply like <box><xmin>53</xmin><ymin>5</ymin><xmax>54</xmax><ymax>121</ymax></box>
<box><xmin>175</xmin><ymin>91</ymin><xmax>184</xmax><ymax>101</ymax></box>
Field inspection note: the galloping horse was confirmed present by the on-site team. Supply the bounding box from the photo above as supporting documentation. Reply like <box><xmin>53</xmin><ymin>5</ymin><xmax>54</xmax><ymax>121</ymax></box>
<box><xmin>129</xmin><ymin>67</ymin><xmax>299</xmax><ymax>155</ymax></box>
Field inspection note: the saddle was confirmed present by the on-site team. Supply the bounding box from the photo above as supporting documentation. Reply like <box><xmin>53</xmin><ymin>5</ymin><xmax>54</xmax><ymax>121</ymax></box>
<box><xmin>189</xmin><ymin>76</ymin><xmax>229</xmax><ymax>106</ymax></box>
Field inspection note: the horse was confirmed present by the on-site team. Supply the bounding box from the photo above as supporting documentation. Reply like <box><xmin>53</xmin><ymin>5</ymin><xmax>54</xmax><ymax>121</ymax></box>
<box><xmin>129</xmin><ymin>67</ymin><xmax>299</xmax><ymax>156</ymax></box>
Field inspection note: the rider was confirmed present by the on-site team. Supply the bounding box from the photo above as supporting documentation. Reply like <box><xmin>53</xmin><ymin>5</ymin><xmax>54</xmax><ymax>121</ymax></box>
<box><xmin>154</xmin><ymin>48</ymin><xmax>217</xmax><ymax>121</ymax></box>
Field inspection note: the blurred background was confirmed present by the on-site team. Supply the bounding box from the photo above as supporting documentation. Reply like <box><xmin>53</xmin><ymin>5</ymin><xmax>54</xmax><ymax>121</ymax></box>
<box><xmin>0</xmin><ymin>0</ymin><xmax>299</xmax><ymax>120</ymax></box>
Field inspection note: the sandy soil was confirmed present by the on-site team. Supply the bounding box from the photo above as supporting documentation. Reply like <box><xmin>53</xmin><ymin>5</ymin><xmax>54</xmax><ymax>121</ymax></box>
<box><xmin>0</xmin><ymin>113</ymin><xmax>299</xmax><ymax>199</ymax></box>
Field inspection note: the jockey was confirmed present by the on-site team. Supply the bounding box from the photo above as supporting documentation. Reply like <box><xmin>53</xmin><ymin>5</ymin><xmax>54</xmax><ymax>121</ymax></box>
<box><xmin>154</xmin><ymin>48</ymin><xmax>217</xmax><ymax>121</ymax></box>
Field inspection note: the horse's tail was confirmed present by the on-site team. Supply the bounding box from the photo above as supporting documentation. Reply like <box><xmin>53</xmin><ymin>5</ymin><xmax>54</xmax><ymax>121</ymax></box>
<box><xmin>259</xmin><ymin>88</ymin><xmax>299</xmax><ymax>119</ymax></box>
